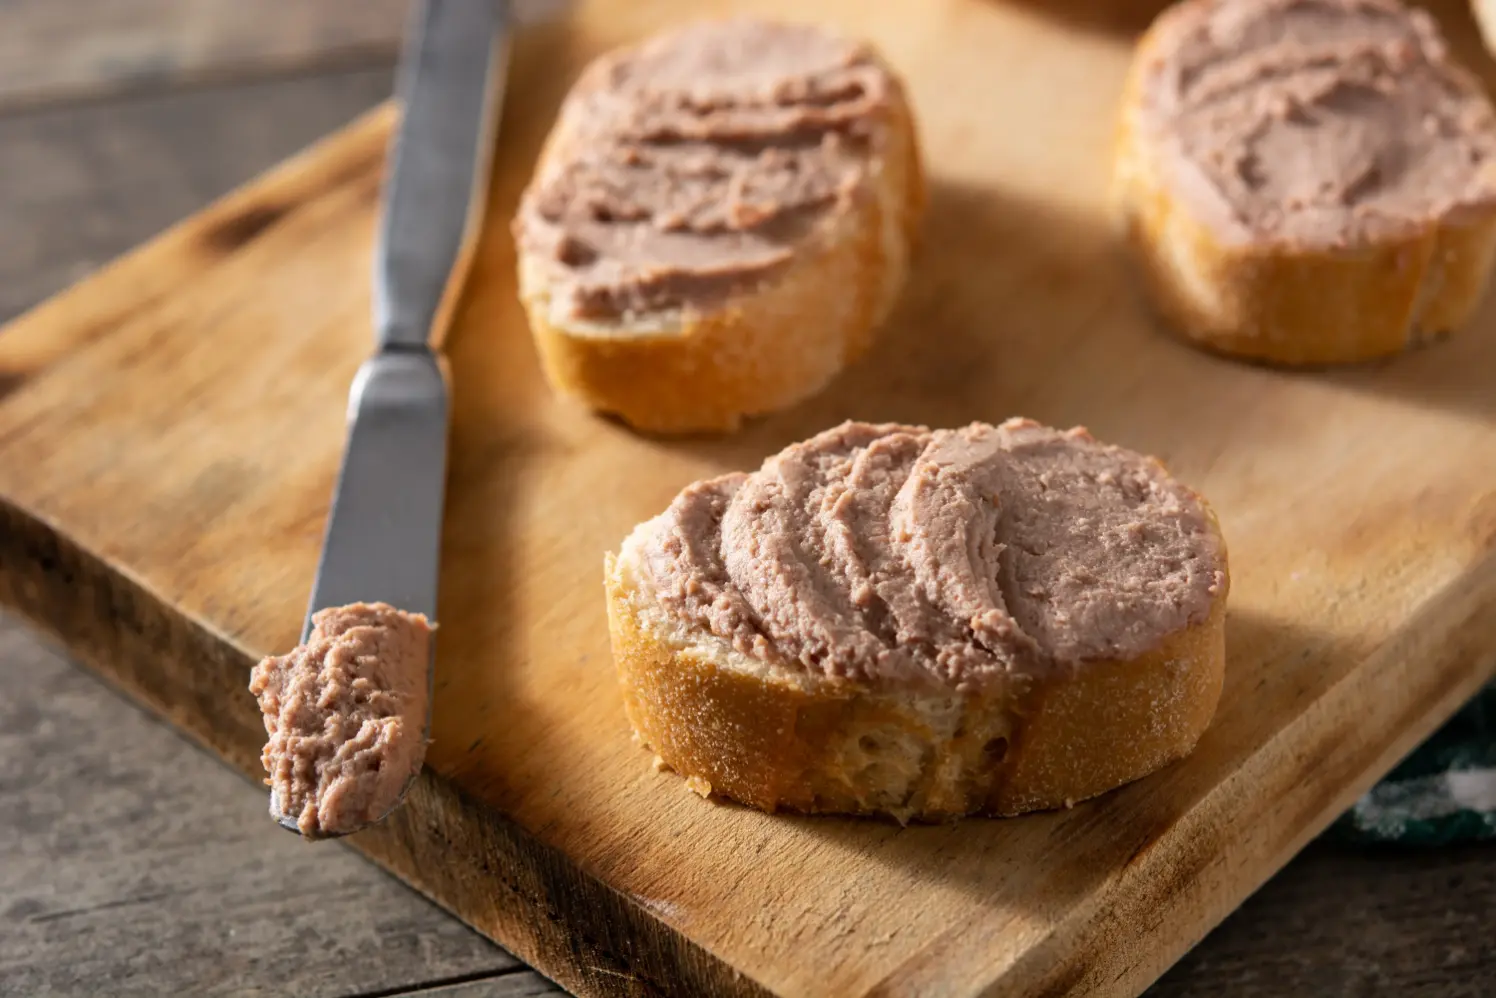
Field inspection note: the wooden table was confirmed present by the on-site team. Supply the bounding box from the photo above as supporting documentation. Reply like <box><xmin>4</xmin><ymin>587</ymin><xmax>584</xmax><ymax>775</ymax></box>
<box><xmin>0</xmin><ymin>3</ymin><xmax>1491</xmax><ymax>996</ymax></box>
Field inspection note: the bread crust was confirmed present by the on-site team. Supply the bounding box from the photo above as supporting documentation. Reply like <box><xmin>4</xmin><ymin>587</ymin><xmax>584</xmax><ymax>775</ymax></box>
<box><xmin>517</xmin><ymin>58</ymin><xmax>925</xmax><ymax>434</ymax></box>
<box><xmin>1112</xmin><ymin>20</ymin><xmax>1496</xmax><ymax>367</ymax></box>
<box><xmin>604</xmin><ymin>509</ymin><xmax>1229</xmax><ymax>822</ymax></box>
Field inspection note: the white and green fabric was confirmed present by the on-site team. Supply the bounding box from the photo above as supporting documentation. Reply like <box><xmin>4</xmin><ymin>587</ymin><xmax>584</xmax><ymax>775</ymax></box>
<box><xmin>1332</xmin><ymin>683</ymin><xmax>1496</xmax><ymax>846</ymax></box>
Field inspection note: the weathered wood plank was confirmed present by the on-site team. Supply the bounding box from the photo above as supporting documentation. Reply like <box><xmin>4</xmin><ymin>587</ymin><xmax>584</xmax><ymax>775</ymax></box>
<box><xmin>0</xmin><ymin>0</ymin><xmax>410</xmax><ymax>111</ymax></box>
<box><xmin>0</xmin><ymin>66</ymin><xmax>397</xmax><ymax>325</ymax></box>
<box><xmin>0</xmin><ymin>610</ymin><xmax>519</xmax><ymax>998</ymax></box>
<box><xmin>1152</xmin><ymin>841</ymin><xmax>1496</xmax><ymax>997</ymax></box>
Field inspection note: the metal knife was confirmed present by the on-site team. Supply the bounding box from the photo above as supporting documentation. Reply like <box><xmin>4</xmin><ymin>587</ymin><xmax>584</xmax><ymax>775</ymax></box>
<box><xmin>277</xmin><ymin>0</ymin><xmax>510</xmax><ymax>835</ymax></box>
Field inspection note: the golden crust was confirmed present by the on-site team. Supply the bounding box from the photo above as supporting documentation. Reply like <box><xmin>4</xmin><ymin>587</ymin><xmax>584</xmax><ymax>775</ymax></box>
<box><xmin>517</xmin><ymin>60</ymin><xmax>926</xmax><ymax>435</ymax></box>
<box><xmin>1112</xmin><ymin>21</ymin><xmax>1496</xmax><ymax>367</ymax></box>
<box><xmin>604</xmin><ymin>508</ymin><xmax>1229</xmax><ymax>821</ymax></box>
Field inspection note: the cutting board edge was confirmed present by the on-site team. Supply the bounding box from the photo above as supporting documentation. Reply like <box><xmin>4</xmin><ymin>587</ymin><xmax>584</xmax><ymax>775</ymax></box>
<box><xmin>983</xmin><ymin>552</ymin><xmax>1496</xmax><ymax>998</ymax></box>
<box><xmin>0</xmin><ymin>493</ymin><xmax>778</xmax><ymax>998</ymax></box>
<box><xmin>6</xmin><ymin>477</ymin><xmax>1496</xmax><ymax>998</ymax></box>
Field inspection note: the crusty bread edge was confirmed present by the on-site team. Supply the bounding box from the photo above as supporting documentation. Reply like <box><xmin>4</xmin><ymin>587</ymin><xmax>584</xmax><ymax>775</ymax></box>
<box><xmin>516</xmin><ymin>54</ymin><xmax>927</xmax><ymax>434</ymax></box>
<box><xmin>604</xmin><ymin>502</ymin><xmax>1229</xmax><ymax>822</ymax></box>
<box><xmin>1111</xmin><ymin>18</ymin><xmax>1496</xmax><ymax>367</ymax></box>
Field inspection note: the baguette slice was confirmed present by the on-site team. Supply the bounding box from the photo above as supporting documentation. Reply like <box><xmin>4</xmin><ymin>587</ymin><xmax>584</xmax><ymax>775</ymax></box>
<box><xmin>514</xmin><ymin>19</ymin><xmax>925</xmax><ymax>434</ymax></box>
<box><xmin>1113</xmin><ymin>0</ymin><xmax>1496</xmax><ymax>366</ymax></box>
<box><xmin>605</xmin><ymin>420</ymin><xmax>1229</xmax><ymax>821</ymax></box>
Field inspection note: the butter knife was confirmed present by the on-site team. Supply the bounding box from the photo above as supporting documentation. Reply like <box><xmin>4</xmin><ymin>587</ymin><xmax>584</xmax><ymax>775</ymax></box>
<box><xmin>279</xmin><ymin>0</ymin><xmax>509</xmax><ymax>834</ymax></box>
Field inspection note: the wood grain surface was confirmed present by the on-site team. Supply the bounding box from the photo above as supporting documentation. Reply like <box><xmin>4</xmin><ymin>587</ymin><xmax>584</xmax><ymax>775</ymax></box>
<box><xmin>2</xmin><ymin>1</ymin><xmax>1496</xmax><ymax>998</ymax></box>
<box><xmin>0</xmin><ymin>0</ymin><xmax>409</xmax><ymax>111</ymax></box>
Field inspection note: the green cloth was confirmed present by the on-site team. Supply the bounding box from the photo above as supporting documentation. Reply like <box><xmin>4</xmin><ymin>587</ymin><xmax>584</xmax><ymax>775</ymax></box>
<box><xmin>1329</xmin><ymin>682</ymin><xmax>1496</xmax><ymax>846</ymax></box>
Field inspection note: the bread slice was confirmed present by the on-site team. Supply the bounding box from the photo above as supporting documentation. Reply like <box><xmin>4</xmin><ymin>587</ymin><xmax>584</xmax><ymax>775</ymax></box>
<box><xmin>515</xmin><ymin>21</ymin><xmax>925</xmax><ymax>434</ymax></box>
<box><xmin>1113</xmin><ymin>0</ymin><xmax>1496</xmax><ymax>366</ymax></box>
<box><xmin>604</xmin><ymin>421</ymin><xmax>1229</xmax><ymax>821</ymax></box>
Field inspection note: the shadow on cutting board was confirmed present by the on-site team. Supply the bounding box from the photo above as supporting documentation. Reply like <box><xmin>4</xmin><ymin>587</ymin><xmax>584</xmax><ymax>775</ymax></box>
<box><xmin>661</xmin><ymin>177</ymin><xmax>1229</xmax><ymax>471</ymax></box>
<box><xmin>666</xmin><ymin>172</ymin><xmax>1496</xmax><ymax>496</ymax></box>
<box><xmin>659</xmin><ymin>181</ymin><xmax>1237</xmax><ymax>470</ymax></box>
<box><xmin>770</xmin><ymin>608</ymin><xmax>1332</xmax><ymax>936</ymax></box>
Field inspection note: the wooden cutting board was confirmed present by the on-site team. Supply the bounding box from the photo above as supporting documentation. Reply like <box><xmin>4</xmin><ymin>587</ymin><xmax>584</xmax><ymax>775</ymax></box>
<box><xmin>4</xmin><ymin>1</ymin><xmax>1496</xmax><ymax>995</ymax></box>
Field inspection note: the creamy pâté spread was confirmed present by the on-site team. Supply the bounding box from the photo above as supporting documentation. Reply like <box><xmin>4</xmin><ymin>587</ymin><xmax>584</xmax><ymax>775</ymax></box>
<box><xmin>249</xmin><ymin>602</ymin><xmax>432</xmax><ymax>838</ymax></box>
<box><xmin>630</xmin><ymin>420</ymin><xmax>1226</xmax><ymax>692</ymax></box>
<box><xmin>513</xmin><ymin>18</ymin><xmax>897</xmax><ymax>321</ymax></box>
<box><xmin>1136</xmin><ymin>0</ymin><xmax>1496</xmax><ymax>247</ymax></box>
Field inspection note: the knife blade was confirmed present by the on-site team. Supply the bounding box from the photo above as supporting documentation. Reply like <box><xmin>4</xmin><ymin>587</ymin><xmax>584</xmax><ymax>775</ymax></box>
<box><xmin>303</xmin><ymin>0</ymin><xmax>507</xmax><ymax>637</ymax></box>
<box><xmin>277</xmin><ymin>0</ymin><xmax>508</xmax><ymax>834</ymax></box>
